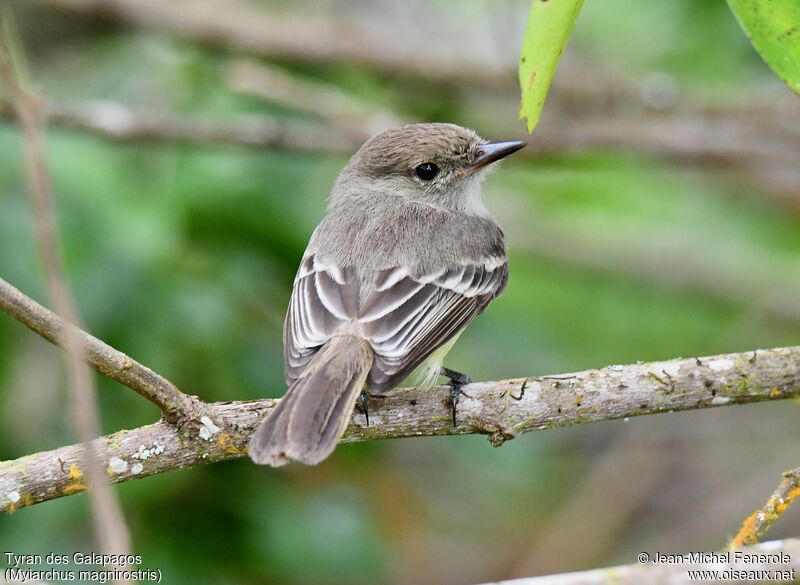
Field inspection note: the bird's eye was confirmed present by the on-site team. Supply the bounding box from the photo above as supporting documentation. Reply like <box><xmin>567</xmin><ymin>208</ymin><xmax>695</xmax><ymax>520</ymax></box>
<box><xmin>415</xmin><ymin>163</ymin><xmax>439</xmax><ymax>181</ymax></box>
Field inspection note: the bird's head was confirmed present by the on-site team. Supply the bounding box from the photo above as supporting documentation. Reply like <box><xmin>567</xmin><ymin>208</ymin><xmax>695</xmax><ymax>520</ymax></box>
<box><xmin>333</xmin><ymin>123</ymin><xmax>525</xmax><ymax>216</ymax></box>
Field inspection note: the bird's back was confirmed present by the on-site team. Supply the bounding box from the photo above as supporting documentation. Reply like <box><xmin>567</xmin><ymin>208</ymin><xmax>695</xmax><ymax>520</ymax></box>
<box><xmin>308</xmin><ymin>193</ymin><xmax>507</xmax><ymax>277</ymax></box>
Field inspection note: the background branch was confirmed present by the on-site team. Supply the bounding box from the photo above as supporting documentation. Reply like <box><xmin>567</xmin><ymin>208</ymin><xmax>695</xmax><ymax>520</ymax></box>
<box><xmin>23</xmin><ymin>0</ymin><xmax>800</xmax><ymax>206</ymax></box>
<box><xmin>0</xmin><ymin>100</ymin><xmax>364</xmax><ymax>152</ymax></box>
<box><xmin>31</xmin><ymin>0</ymin><xmax>513</xmax><ymax>86</ymax></box>
<box><xmin>2</xmin><ymin>99</ymin><xmax>799</xmax><ymax>196</ymax></box>
<box><xmin>475</xmin><ymin>539</ymin><xmax>800</xmax><ymax>585</ymax></box>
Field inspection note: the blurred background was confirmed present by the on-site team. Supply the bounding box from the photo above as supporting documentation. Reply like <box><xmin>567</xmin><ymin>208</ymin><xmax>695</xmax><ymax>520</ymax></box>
<box><xmin>1</xmin><ymin>0</ymin><xmax>800</xmax><ymax>583</ymax></box>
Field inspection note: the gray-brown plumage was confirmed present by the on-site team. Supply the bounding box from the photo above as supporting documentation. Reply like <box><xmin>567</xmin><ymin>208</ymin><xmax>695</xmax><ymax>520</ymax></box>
<box><xmin>249</xmin><ymin>123</ymin><xmax>525</xmax><ymax>466</ymax></box>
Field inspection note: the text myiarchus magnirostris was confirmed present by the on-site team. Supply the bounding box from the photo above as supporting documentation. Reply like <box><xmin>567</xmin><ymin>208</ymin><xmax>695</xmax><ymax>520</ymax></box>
<box><xmin>249</xmin><ymin>123</ymin><xmax>525</xmax><ymax>466</ymax></box>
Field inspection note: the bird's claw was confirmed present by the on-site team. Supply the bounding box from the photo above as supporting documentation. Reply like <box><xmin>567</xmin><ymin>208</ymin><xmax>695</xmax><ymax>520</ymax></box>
<box><xmin>359</xmin><ymin>390</ymin><xmax>370</xmax><ymax>427</ymax></box>
<box><xmin>440</xmin><ymin>367</ymin><xmax>472</xmax><ymax>426</ymax></box>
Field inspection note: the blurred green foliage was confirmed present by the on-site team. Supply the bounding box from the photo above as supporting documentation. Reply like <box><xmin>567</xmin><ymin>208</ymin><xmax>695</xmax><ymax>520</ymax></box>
<box><xmin>1</xmin><ymin>1</ymin><xmax>799</xmax><ymax>584</ymax></box>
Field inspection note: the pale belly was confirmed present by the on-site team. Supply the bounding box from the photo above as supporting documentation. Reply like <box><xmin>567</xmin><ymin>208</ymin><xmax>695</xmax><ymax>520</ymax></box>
<box><xmin>408</xmin><ymin>332</ymin><xmax>463</xmax><ymax>390</ymax></box>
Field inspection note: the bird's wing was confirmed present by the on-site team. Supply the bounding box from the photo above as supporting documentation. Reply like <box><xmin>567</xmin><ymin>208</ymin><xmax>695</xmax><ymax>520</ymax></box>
<box><xmin>359</xmin><ymin>260</ymin><xmax>507</xmax><ymax>391</ymax></box>
<box><xmin>283</xmin><ymin>255</ymin><xmax>508</xmax><ymax>390</ymax></box>
<box><xmin>283</xmin><ymin>256</ymin><xmax>360</xmax><ymax>385</ymax></box>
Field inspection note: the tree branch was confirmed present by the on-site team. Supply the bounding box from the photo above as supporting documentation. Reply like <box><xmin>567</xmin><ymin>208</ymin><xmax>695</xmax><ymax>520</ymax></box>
<box><xmin>474</xmin><ymin>539</ymin><xmax>800</xmax><ymax>585</ymax></box>
<box><xmin>728</xmin><ymin>467</ymin><xmax>800</xmax><ymax>549</ymax></box>
<box><xmin>0</xmin><ymin>277</ymin><xmax>204</xmax><ymax>424</ymax></box>
<box><xmin>1</xmin><ymin>277</ymin><xmax>798</xmax><ymax>512</ymax></box>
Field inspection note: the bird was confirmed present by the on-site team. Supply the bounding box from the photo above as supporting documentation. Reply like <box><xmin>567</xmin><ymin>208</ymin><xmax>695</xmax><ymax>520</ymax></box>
<box><xmin>249</xmin><ymin>122</ymin><xmax>525</xmax><ymax>466</ymax></box>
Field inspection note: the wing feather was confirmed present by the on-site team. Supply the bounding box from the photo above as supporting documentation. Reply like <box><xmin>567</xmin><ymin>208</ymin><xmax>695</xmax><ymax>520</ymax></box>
<box><xmin>360</xmin><ymin>277</ymin><xmax>426</xmax><ymax>322</ymax></box>
<box><xmin>284</xmin><ymin>265</ymin><xmax>357</xmax><ymax>384</ymax></box>
<box><xmin>359</xmin><ymin>259</ymin><xmax>507</xmax><ymax>391</ymax></box>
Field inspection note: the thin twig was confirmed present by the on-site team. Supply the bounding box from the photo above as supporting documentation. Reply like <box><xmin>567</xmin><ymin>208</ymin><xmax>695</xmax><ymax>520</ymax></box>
<box><xmin>0</xmin><ymin>277</ymin><xmax>205</xmax><ymax>423</ymax></box>
<box><xmin>0</xmin><ymin>9</ymin><xmax>131</xmax><ymax>563</ymax></box>
<box><xmin>728</xmin><ymin>467</ymin><xmax>800</xmax><ymax>549</ymax></box>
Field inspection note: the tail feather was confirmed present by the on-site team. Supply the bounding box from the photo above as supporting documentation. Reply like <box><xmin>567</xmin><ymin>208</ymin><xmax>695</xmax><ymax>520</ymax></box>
<box><xmin>249</xmin><ymin>335</ymin><xmax>373</xmax><ymax>466</ymax></box>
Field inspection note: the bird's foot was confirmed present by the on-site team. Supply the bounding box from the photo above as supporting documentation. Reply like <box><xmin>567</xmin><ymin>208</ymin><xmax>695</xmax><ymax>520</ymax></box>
<box><xmin>359</xmin><ymin>390</ymin><xmax>370</xmax><ymax>427</ymax></box>
<box><xmin>440</xmin><ymin>367</ymin><xmax>472</xmax><ymax>426</ymax></box>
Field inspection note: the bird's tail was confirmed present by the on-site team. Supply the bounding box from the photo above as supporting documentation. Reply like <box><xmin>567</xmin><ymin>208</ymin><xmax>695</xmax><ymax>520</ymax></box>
<box><xmin>249</xmin><ymin>335</ymin><xmax>373</xmax><ymax>466</ymax></box>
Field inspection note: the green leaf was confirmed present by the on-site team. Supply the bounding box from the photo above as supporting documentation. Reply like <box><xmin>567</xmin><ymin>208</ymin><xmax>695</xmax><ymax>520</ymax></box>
<box><xmin>518</xmin><ymin>0</ymin><xmax>585</xmax><ymax>134</ymax></box>
<box><xmin>727</xmin><ymin>0</ymin><xmax>800</xmax><ymax>95</ymax></box>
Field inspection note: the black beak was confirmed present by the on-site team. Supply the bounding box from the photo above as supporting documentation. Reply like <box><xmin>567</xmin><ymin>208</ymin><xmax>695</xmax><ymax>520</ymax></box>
<box><xmin>469</xmin><ymin>140</ymin><xmax>526</xmax><ymax>171</ymax></box>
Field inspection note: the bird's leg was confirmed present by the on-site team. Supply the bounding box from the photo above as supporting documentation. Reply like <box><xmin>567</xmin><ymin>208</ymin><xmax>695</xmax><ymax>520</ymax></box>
<box><xmin>358</xmin><ymin>390</ymin><xmax>370</xmax><ymax>427</ymax></box>
<box><xmin>440</xmin><ymin>367</ymin><xmax>472</xmax><ymax>426</ymax></box>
